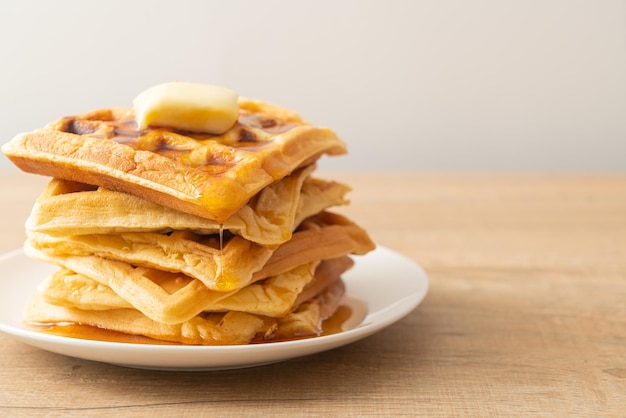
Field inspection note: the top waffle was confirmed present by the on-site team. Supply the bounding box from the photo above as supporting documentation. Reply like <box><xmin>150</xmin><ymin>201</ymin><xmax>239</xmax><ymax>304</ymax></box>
<box><xmin>2</xmin><ymin>99</ymin><xmax>347</xmax><ymax>222</ymax></box>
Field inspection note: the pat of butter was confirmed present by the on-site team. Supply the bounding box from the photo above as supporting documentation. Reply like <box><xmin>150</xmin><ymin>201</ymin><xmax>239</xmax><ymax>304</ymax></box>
<box><xmin>133</xmin><ymin>82</ymin><xmax>239</xmax><ymax>134</ymax></box>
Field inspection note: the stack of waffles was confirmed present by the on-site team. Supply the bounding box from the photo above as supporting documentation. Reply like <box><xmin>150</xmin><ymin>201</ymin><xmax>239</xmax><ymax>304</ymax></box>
<box><xmin>2</xmin><ymin>96</ymin><xmax>375</xmax><ymax>345</ymax></box>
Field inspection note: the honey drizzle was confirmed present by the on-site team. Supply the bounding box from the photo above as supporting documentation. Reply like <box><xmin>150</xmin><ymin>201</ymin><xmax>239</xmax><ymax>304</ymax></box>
<box><xmin>219</xmin><ymin>223</ymin><xmax>224</xmax><ymax>256</ymax></box>
<box><xmin>24</xmin><ymin>306</ymin><xmax>354</xmax><ymax>345</ymax></box>
<box><xmin>24</xmin><ymin>322</ymin><xmax>176</xmax><ymax>345</ymax></box>
<box><xmin>218</xmin><ymin>223</ymin><xmax>224</xmax><ymax>283</ymax></box>
<box><xmin>320</xmin><ymin>305</ymin><xmax>353</xmax><ymax>336</ymax></box>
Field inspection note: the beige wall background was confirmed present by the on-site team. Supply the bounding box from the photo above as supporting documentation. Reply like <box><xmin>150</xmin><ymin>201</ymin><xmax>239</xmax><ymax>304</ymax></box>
<box><xmin>1</xmin><ymin>0</ymin><xmax>624</xmax><ymax>171</ymax></box>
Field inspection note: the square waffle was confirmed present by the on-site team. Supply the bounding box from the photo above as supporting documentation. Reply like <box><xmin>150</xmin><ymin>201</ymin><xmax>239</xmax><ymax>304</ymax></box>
<box><xmin>28</xmin><ymin>211</ymin><xmax>375</xmax><ymax>292</ymax></box>
<box><xmin>26</xmin><ymin>164</ymin><xmax>351</xmax><ymax>246</ymax></box>
<box><xmin>36</xmin><ymin>257</ymin><xmax>352</xmax><ymax>318</ymax></box>
<box><xmin>25</xmin><ymin>277</ymin><xmax>346</xmax><ymax>345</ymax></box>
<box><xmin>2</xmin><ymin>100</ymin><xmax>347</xmax><ymax>222</ymax></box>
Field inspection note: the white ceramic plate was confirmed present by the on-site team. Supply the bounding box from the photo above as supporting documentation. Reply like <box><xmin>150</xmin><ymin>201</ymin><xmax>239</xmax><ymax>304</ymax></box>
<box><xmin>0</xmin><ymin>246</ymin><xmax>428</xmax><ymax>371</ymax></box>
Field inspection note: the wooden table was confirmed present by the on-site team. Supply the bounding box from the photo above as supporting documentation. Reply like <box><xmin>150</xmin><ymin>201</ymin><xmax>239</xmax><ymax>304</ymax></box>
<box><xmin>1</xmin><ymin>170</ymin><xmax>625</xmax><ymax>417</ymax></box>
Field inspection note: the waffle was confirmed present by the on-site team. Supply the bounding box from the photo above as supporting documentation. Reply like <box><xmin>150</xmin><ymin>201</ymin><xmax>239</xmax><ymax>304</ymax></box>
<box><xmin>37</xmin><ymin>257</ymin><xmax>352</xmax><ymax>316</ymax></box>
<box><xmin>2</xmin><ymin>100</ymin><xmax>347</xmax><ymax>222</ymax></box>
<box><xmin>25</xmin><ymin>277</ymin><xmax>346</xmax><ymax>345</ymax></box>
<box><xmin>28</xmin><ymin>211</ymin><xmax>375</xmax><ymax>292</ymax></box>
<box><xmin>26</xmin><ymin>165</ymin><xmax>351</xmax><ymax>246</ymax></box>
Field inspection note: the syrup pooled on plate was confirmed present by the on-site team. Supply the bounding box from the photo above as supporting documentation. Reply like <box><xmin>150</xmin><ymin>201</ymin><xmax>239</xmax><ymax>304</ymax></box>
<box><xmin>25</xmin><ymin>304</ymin><xmax>355</xmax><ymax>345</ymax></box>
<box><xmin>25</xmin><ymin>322</ymin><xmax>175</xmax><ymax>345</ymax></box>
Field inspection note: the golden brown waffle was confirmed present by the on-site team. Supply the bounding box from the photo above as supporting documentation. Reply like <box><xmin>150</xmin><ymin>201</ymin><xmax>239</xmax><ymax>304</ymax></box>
<box><xmin>28</xmin><ymin>211</ymin><xmax>374</xmax><ymax>292</ymax></box>
<box><xmin>24</xmin><ymin>278</ymin><xmax>346</xmax><ymax>345</ymax></box>
<box><xmin>26</xmin><ymin>165</ymin><xmax>350</xmax><ymax>246</ymax></box>
<box><xmin>2</xmin><ymin>100</ymin><xmax>347</xmax><ymax>222</ymax></box>
<box><xmin>37</xmin><ymin>257</ymin><xmax>352</xmax><ymax>317</ymax></box>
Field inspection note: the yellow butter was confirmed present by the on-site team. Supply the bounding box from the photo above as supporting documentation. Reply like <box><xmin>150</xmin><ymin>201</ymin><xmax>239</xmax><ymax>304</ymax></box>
<box><xmin>133</xmin><ymin>82</ymin><xmax>239</xmax><ymax>134</ymax></box>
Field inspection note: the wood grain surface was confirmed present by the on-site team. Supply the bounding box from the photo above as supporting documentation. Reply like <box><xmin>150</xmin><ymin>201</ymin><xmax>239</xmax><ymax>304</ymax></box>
<box><xmin>0</xmin><ymin>171</ymin><xmax>625</xmax><ymax>417</ymax></box>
